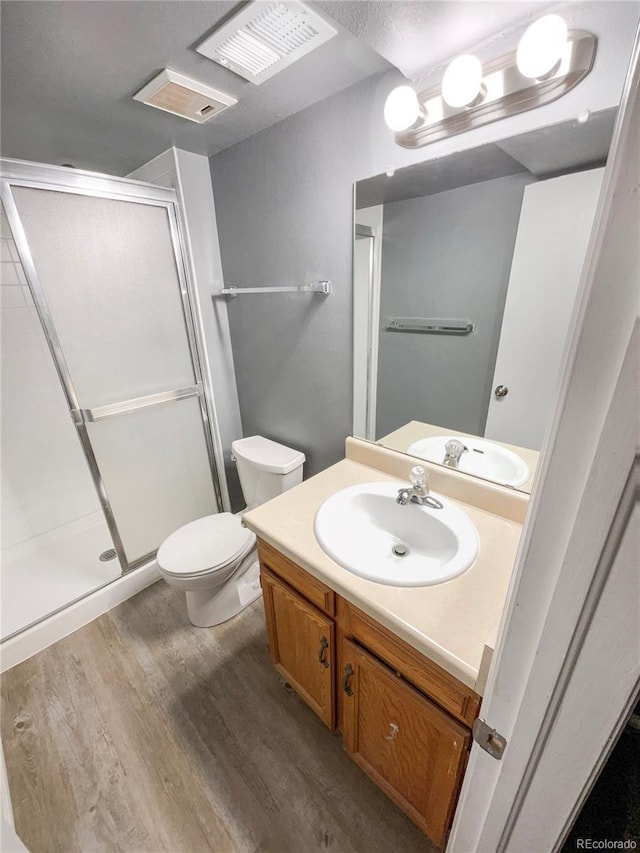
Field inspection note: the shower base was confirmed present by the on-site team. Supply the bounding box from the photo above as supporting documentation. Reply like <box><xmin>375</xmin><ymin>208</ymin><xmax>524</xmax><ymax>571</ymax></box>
<box><xmin>1</xmin><ymin>512</ymin><xmax>120</xmax><ymax>641</ymax></box>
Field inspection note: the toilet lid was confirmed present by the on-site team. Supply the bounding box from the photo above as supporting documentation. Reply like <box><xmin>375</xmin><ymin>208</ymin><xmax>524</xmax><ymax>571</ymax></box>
<box><xmin>231</xmin><ymin>435</ymin><xmax>305</xmax><ymax>474</ymax></box>
<box><xmin>157</xmin><ymin>513</ymin><xmax>255</xmax><ymax>576</ymax></box>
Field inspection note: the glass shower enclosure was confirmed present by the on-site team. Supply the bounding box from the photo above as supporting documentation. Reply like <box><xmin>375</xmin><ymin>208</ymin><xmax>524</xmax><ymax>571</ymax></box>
<box><xmin>0</xmin><ymin>161</ymin><xmax>224</xmax><ymax>640</ymax></box>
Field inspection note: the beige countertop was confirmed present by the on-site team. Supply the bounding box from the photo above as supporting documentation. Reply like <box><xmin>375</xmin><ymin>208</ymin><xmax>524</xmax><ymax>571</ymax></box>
<box><xmin>243</xmin><ymin>440</ymin><xmax>524</xmax><ymax>695</ymax></box>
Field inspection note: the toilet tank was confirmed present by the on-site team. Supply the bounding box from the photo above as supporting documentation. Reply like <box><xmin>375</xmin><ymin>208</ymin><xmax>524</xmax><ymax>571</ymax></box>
<box><xmin>232</xmin><ymin>436</ymin><xmax>305</xmax><ymax>510</ymax></box>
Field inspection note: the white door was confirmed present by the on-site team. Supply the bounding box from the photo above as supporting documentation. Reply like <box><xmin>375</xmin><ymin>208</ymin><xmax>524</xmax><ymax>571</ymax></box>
<box><xmin>449</xmin><ymin>34</ymin><xmax>639</xmax><ymax>853</ymax></box>
<box><xmin>485</xmin><ymin>168</ymin><xmax>603</xmax><ymax>450</ymax></box>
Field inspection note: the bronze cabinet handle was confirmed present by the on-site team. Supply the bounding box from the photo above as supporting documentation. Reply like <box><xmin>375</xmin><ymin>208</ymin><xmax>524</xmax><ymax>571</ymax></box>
<box><xmin>318</xmin><ymin>636</ymin><xmax>330</xmax><ymax>668</ymax></box>
<box><xmin>343</xmin><ymin>663</ymin><xmax>354</xmax><ymax>696</ymax></box>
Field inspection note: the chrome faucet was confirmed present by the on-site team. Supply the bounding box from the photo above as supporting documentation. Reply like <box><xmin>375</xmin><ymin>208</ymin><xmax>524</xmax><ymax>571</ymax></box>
<box><xmin>443</xmin><ymin>438</ymin><xmax>468</xmax><ymax>469</ymax></box>
<box><xmin>396</xmin><ymin>465</ymin><xmax>444</xmax><ymax>510</ymax></box>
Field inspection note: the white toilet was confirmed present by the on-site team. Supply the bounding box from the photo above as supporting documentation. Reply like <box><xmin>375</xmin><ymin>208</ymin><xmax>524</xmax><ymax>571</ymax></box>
<box><xmin>156</xmin><ymin>435</ymin><xmax>305</xmax><ymax>627</ymax></box>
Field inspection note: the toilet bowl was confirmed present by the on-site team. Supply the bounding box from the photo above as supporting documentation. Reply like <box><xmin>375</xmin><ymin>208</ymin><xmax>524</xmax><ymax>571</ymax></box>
<box><xmin>156</xmin><ymin>436</ymin><xmax>305</xmax><ymax>627</ymax></box>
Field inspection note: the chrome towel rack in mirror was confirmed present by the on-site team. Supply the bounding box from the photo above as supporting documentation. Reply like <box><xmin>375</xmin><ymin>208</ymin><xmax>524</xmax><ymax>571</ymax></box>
<box><xmin>215</xmin><ymin>281</ymin><xmax>331</xmax><ymax>297</ymax></box>
<box><xmin>386</xmin><ymin>318</ymin><xmax>475</xmax><ymax>335</ymax></box>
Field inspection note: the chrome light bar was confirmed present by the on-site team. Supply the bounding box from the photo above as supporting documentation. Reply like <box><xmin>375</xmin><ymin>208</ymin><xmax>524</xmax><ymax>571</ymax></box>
<box><xmin>396</xmin><ymin>30</ymin><xmax>596</xmax><ymax>149</ymax></box>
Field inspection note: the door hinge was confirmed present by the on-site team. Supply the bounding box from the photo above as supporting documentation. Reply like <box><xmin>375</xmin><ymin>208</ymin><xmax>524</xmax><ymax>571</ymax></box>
<box><xmin>472</xmin><ymin>718</ymin><xmax>507</xmax><ymax>760</ymax></box>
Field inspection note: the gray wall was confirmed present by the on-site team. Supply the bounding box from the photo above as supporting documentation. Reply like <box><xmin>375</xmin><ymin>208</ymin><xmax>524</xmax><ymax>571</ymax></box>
<box><xmin>375</xmin><ymin>173</ymin><xmax>534</xmax><ymax>439</ymax></box>
<box><xmin>210</xmin><ymin>76</ymin><xmax>385</xmax><ymax>476</ymax></box>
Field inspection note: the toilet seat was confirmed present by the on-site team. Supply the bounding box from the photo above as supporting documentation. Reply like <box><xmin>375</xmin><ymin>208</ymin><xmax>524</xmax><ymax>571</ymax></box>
<box><xmin>157</xmin><ymin>513</ymin><xmax>256</xmax><ymax>578</ymax></box>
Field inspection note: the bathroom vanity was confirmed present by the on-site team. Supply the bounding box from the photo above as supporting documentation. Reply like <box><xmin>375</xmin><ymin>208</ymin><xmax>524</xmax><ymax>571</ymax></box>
<box><xmin>259</xmin><ymin>538</ymin><xmax>477</xmax><ymax>847</ymax></box>
<box><xmin>243</xmin><ymin>437</ymin><xmax>526</xmax><ymax>849</ymax></box>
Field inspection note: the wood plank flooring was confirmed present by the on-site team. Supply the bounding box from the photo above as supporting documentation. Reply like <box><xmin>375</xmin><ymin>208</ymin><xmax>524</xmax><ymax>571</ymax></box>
<box><xmin>1</xmin><ymin>581</ymin><xmax>432</xmax><ymax>853</ymax></box>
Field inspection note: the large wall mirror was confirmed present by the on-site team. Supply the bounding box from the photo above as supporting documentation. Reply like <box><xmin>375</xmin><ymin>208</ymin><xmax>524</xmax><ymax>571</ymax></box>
<box><xmin>352</xmin><ymin>108</ymin><xmax>615</xmax><ymax>493</ymax></box>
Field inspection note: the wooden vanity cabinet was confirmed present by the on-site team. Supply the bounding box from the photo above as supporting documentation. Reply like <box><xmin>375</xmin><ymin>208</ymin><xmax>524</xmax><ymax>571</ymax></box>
<box><xmin>257</xmin><ymin>539</ymin><xmax>480</xmax><ymax>848</ymax></box>
<box><xmin>341</xmin><ymin>638</ymin><xmax>471</xmax><ymax>848</ymax></box>
<box><xmin>259</xmin><ymin>542</ymin><xmax>336</xmax><ymax>729</ymax></box>
<box><xmin>261</xmin><ymin>567</ymin><xmax>335</xmax><ymax>728</ymax></box>
<box><xmin>337</xmin><ymin>598</ymin><xmax>481</xmax><ymax>729</ymax></box>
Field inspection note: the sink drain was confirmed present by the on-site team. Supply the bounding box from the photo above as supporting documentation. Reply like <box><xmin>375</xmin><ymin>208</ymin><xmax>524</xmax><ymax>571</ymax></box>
<box><xmin>99</xmin><ymin>548</ymin><xmax>117</xmax><ymax>562</ymax></box>
<box><xmin>392</xmin><ymin>544</ymin><xmax>409</xmax><ymax>557</ymax></box>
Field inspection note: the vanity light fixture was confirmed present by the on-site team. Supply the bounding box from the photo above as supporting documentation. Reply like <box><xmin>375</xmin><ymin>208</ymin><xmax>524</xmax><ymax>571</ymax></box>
<box><xmin>384</xmin><ymin>17</ymin><xmax>596</xmax><ymax>149</ymax></box>
<box><xmin>441</xmin><ymin>54</ymin><xmax>484</xmax><ymax>108</ymax></box>
<box><xmin>383</xmin><ymin>85</ymin><xmax>423</xmax><ymax>132</ymax></box>
<box><xmin>516</xmin><ymin>14</ymin><xmax>568</xmax><ymax>79</ymax></box>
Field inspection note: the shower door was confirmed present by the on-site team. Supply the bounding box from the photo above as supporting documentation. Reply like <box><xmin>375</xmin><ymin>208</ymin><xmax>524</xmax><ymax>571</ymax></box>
<box><xmin>2</xmin><ymin>174</ymin><xmax>222</xmax><ymax>572</ymax></box>
<box><xmin>353</xmin><ymin>224</ymin><xmax>379</xmax><ymax>441</ymax></box>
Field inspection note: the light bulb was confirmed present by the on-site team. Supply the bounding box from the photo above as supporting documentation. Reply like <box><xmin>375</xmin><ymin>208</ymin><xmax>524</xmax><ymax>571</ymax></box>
<box><xmin>517</xmin><ymin>15</ymin><xmax>568</xmax><ymax>79</ymax></box>
<box><xmin>441</xmin><ymin>55</ymin><xmax>483</xmax><ymax>109</ymax></box>
<box><xmin>384</xmin><ymin>85</ymin><xmax>421</xmax><ymax>132</ymax></box>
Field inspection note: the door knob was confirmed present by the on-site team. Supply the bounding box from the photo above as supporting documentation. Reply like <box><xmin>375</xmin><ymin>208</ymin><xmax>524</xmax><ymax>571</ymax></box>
<box><xmin>385</xmin><ymin>722</ymin><xmax>399</xmax><ymax>741</ymax></box>
<box><xmin>494</xmin><ymin>384</ymin><xmax>509</xmax><ymax>398</ymax></box>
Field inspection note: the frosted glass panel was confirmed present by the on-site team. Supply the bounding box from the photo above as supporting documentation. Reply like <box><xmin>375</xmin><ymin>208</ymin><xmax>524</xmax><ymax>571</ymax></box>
<box><xmin>0</xmin><ymin>200</ymin><xmax>104</xmax><ymax>542</ymax></box>
<box><xmin>12</xmin><ymin>187</ymin><xmax>195</xmax><ymax>407</ymax></box>
<box><xmin>87</xmin><ymin>397</ymin><xmax>216</xmax><ymax>563</ymax></box>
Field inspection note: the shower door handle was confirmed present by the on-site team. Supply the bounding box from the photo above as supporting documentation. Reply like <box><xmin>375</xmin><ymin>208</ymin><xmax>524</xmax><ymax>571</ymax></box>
<box><xmin>71</xmin><ymin>385</ymin><xmax>201</xmax><ymax>424</ymax></box>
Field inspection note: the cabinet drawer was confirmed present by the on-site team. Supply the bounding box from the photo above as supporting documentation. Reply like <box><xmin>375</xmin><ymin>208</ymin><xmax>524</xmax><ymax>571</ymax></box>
<box><xmin>338</xmin><ymin>599</ymin><xmax>480</xmax><ymax>727</ymax></box>
<box><xmin>341</xmin><ymin>638</ymin><xmax>470</xmax><ymax>848</ymax></box>
<box><xmin>258</xmin><ymin>539</ymin><xmax>335</xmax><ymax>616</ymax></box>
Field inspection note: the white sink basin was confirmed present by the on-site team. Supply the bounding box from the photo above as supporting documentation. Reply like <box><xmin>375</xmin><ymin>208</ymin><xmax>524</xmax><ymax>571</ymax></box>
<box><xmin>407</xmin><ymin>435</ymin><xmax>530</xmax><ymax>488</ymax></box>
<box><xmin>314</xmin><ymin>482</ymin><xmax>479</xmax><ymax>587</ymax></box>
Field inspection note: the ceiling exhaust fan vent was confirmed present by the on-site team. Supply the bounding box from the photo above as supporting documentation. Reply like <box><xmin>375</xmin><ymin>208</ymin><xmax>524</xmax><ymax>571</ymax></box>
<box><xmin>133</xmin><ymin>69</ymin><xmax>237</xmax><ymax>123</ymax></box>
<box><xmin>196</xmin><ymin>0</ymin><xmax>337</xmax><ymax>85</ymax></box>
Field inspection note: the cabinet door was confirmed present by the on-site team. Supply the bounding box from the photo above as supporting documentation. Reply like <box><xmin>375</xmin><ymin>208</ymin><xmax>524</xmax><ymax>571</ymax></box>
<box><xmin>261</xmin><ymin>568</ymin><xmax>335</xmax><ymax>729</ymax></box>
<box><xmin>341</xmin><ymin>638</ymin><xmax>470</xmax><ymax>848</ymax></box>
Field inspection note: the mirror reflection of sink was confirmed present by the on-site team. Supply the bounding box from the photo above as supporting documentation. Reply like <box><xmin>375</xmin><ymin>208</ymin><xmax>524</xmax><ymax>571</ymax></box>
<box><xmin>407</xmin><ymin>436</ymin><xmax>530</xmax><ymax>488</ymax></box>
<box><xmin>314</xmin><ymin>482</ymin><xmax>478</xmax><ymax>587</ymax></box>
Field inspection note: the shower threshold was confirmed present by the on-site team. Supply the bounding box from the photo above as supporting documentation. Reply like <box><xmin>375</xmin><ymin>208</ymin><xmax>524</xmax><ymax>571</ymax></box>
<box><xmin>1</xmin><ymin>512</ymin><xmax>120</xmax><ymax>641</ymax></box>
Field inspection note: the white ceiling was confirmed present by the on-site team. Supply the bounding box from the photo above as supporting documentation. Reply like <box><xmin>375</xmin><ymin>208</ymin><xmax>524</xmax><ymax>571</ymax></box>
<box><xmin>316</xmin><ymin>0</ymin><xmax>555</xmax><ymax>80</ymax></box>
<box><xmin>0</xmin><ymin>0</ymin><xmax>388</xmax><ymax>174</ymax></box>
<box><xmin>0</xmin><ymin>1</ymin><xmax>630</xmax><ymax>175</ymax></box>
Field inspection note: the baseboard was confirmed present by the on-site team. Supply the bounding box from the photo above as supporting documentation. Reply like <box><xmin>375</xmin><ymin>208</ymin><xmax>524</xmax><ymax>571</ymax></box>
<box><xmin>0</xmin><ymin>563</ymin><xmax>161</xmax><ymax>673</ymax></box>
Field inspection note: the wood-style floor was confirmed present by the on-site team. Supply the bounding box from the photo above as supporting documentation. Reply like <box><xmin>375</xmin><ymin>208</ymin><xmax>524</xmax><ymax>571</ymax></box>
<box><xmin>1</xmin><ymin>581</ymin><xmax>432</xmax><ymax>853</ymax></box>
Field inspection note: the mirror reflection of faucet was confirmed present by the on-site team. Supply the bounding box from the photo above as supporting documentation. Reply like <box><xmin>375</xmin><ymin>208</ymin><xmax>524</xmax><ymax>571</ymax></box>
<box><xmin>443</xmin><ymin>439</ymin><xmax>468</xmax><ymax>469</ymax></box>
<box><xmin>396</xmin><ymin>465</ymin><xmax>444</xmax><ymax>510</ymax></box>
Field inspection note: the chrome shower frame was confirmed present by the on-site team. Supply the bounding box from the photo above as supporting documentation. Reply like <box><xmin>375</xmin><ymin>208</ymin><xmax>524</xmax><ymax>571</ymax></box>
<box><xmin>0</xmin><ymin>158</ymin><xmax>227</xmax><ymax>574</ymax></box>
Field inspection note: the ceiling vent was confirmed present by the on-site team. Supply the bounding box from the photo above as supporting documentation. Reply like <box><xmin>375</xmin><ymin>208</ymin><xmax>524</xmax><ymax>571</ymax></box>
<box><xmin>196</xmin><ymin>0</ymin><xmax>337</xmax><ymax>85</ymax></box>
<box><xmin>133</xmin><ymin>69</ymin><xmax>237</xmax><ymax>123</ymax></box>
